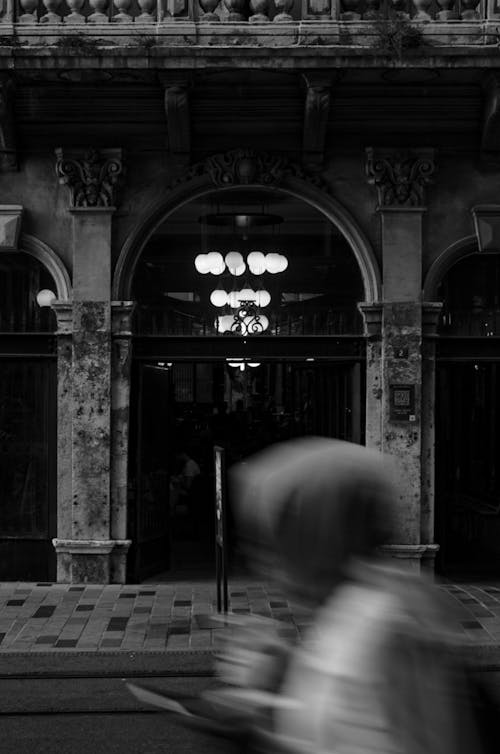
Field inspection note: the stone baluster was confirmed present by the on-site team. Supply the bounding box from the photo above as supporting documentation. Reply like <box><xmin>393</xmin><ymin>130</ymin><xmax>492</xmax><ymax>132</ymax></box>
<box><xmin>363</xmin><ymin>0</ymin><xmax>380</xmax><ymax>18</ymax></box>
<box><xmin>18</xmin><ymin>0</ymin><xmax>38</xmax><ymax>23</ymax></box>
<box><xmin>435</xmin><ymin>0</ymin><xmax>456</xmax><ymax>19</ymax></box>
<box><xmin>411</xmin><ymin>0</ymin><xmax>432</xmax><ymax>20</ymax></box>
<box><xmin>460</xmin><ymin>0</ymin><xmax>479</xmax><ymax>18</ymax></box>
<box><xmin>199</xmin><ymin>0</ymin><xmax>220</xmax><ymax>20</ymax></box>
<box><xmin>88</xmin><ymin>0</ymin><xmax>109</xmax><ymax>23</ymax></box>
<box><xmin>274</xmin><ymin>0</ymin><xmax>293</xmax><ymax>21</ymax></box>
<box><xmin>223</xmin><ymin>0</ymin><xmax>246</xmax><ymax>20</ymax></box>
<box><xmin>137</xmin><ymin>0</ymin><xmax>155</xmax><ymax>20</ymax></box>
<box><xmin>249</xmin><ymin>0</ymin><xmax>269</xmax><ymax>21</ymax></box>
<box><xmin>41</xmin><ymin>0</ymin><xmax>63</xmax><ymax>22</ymax></box>
<box><xmin>113</xmin><ymin>0</ymin><xmax>133</xmax><ymax>21</ymax></box>
<box><xmin>302</xmin><ymin>0</ymin><xmax>331</xmax><ymax>19</ymax></box>
<box><xmin>340</xmin><ymin>0</ymin><xmax>361</xmax><ymax>20</ymax></box>
<box><xmin>64</xmin><ymin>0</ymin><xmax>86</xmax><ymax>22</ymax></box>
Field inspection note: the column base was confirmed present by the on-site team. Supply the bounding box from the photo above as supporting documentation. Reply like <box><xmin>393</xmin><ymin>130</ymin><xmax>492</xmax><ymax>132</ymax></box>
<box><xmin>53</xmin><ymin>539</ymin><xmax>131</xmax><ymax>584</ymax></box>
<box><xmin>379</xmin><ymin>544</ymin><xmax>428</xmax><ymax>572</ymax></box>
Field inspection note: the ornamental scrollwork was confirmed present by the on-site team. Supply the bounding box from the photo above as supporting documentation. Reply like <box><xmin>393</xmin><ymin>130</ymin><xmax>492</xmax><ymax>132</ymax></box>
<box><xmin>365</xmin><ymin>148</ymin><xmax>435</xmax><ymax>208</ymax></box>
<box><xmin>55</xmin><ymin>148</ymin><xmax>124</xmax><ymax>208</ymax></box>
<box><xmin>171</xmin><ymin>148</ymin><xmax>329</xmax><ymax>193</ymax></box>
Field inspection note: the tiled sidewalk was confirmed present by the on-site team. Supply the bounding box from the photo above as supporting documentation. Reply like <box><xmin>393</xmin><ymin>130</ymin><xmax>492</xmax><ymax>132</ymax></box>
<box><xmin>0</xmin><ymin>580</ymin><xmax>498</xmax><ymax>653</ymax></box>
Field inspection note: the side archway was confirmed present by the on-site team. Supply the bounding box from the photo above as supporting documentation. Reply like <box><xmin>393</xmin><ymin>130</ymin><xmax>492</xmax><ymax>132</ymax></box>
<box><xmin>20</xmin><ymin>233</ymin><xmax>72</xmax><ymax>301</ymax></box>
<box><xmin>423</xmin><ymin>235</ymin><xmax>478</xmax><ymax>301</ymax></box>
<box><xmin>113</xmin><ymin>151</ymin><xmax>381</xmax><ymax>304</ymax></box>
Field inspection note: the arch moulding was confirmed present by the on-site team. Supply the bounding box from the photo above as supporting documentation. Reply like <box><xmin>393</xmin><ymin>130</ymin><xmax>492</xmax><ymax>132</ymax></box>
<box><xmin>20</xmin><ymin>233</ymin><xmax>72</xmax><ymax>301</ymax></box>
<box><xmin>113</xmin><ymin>149</ymin><xmax>382</xmax><ymax>303</ymax></box>
<box><xmin>423</xmin><ymin>235</ymin><xmax>478</xmax><ymax>301</ymax></box>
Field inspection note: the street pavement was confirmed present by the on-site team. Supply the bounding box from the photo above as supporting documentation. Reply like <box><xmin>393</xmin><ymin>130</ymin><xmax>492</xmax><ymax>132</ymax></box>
<box><xmin>0</xmin><ymin>578</ymin><xmax>499</xmax><ymax>669</ymax></box>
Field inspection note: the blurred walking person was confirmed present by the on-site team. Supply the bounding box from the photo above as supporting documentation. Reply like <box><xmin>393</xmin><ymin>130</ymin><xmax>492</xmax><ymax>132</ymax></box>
<box><xmin>213</xmin><ymin>437</ymin><xmax>483</xmax><ymax>754</ymax></box>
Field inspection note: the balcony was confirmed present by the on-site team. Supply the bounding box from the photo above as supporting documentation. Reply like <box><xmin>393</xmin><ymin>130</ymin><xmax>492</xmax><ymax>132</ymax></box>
<box><xmin>0</xmin><ymin>0</ymin><xmax>499</xmax><ymax>57</ymax></box>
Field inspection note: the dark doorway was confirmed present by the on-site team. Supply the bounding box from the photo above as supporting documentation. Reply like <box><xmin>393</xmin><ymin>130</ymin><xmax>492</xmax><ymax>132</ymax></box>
<box><xmin>127</xmin><ymin>358</ymin><xmax>364</xmax><ymax>582</ymax></box>
<box><xmin>436</xmin><ymin>361</ymin><xmax>500</xmax><ymax>576</ymax></box>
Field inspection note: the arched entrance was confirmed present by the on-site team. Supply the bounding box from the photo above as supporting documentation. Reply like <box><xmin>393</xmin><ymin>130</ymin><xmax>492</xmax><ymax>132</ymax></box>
<box><xmin>432</xmin><ymin>247</ymin><xmax>500</xmax><ymax>576</ymax></box>
<box><xmin>0</xmin><ymin>243</ymin><xmax>63</xmax><ymax>580</ymax></box>
<box><xmin>114</xmin><ymin>154</ymin><xmax>380</xmax><ymax>581</ymax></box>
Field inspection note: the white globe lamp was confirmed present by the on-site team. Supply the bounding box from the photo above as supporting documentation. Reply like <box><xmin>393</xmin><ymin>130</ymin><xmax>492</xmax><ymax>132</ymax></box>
<box><xmin>36</xmin><ymin>289</ymin><xmax>57</xmax><ymax>308</ymax></box>
<box><xmin>210</xmin><ymin>289</ymin><xmax>228</xmax><ymax>307</ymax></box>
<box><xmin>195</xmin><ymin>254</ymin><xmax>211</xmax><ymax>274</ymax></box>
<box><xmin>247</xmin><ymin>251</ymin><xmax>266</xmax><ymax>275</ymax></box>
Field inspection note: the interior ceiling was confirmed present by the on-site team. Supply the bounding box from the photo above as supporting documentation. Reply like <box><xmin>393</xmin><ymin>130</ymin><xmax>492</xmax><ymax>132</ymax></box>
<box><xmin>14</xmin><ymin>68</ymin><xmax>484</xmax><ymax>153</ymax></box>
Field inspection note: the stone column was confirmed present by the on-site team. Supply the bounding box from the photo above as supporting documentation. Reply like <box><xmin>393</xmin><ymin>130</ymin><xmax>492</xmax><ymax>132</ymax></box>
<box><xmin>53</xmin><ymin>148</ymin><xmax>129</xmax><ymax>583</ymax></box>
<box><xmin>366</xmin><ymin>147</ymin><xmax>436</xmax><ymax>571</ymax></box>
<box><xmin>421</xmin><ymin>302</ymin><xmax>443</xmax><ymax>574</ymax></box>
<box><xmin>52</xmin><ymin>301</ymin><xmax>73</xmax><ymax>582</ymax></box>
<box><xmin>358</xmin><ymin>303</ymin><xmax>383</xmax><ymax>452</ymax></box>
<box><xmin>110</xmin><ymin>302</ymin><xmax>135</xmax><ymax>584</ymax></box>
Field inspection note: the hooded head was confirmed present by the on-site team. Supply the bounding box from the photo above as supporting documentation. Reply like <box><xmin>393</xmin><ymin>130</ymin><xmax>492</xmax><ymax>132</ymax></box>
<box><xmin>230</xmin><ymin>438</ymin><xmax>397</xmax><ymax>604</ymax></box>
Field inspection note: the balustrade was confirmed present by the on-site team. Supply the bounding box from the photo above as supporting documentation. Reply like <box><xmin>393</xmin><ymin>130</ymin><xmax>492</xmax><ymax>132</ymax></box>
<box><xmin>0</xmin><ymin>0</ymin><xmax>495</xmax><ymax>30</ymax></box>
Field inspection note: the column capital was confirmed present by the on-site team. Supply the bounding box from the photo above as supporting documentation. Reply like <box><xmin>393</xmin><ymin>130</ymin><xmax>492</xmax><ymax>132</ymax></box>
<box><xmin>365</xmin><ymin>147</ymin><xmax>436</xmax><ymax>210</ymax></box>
<box><xmin>52</xmin><ymin>300</ymin><xmax>73</xmax><ymax>335</ymax></box>
<box><xmin>111</xmin><ymin>301</ymin><xmax>136</xmax><ymax>336</ymax></box>
<box><xmin>422</xmin><ymin>301</ymin><xmax>443</xmax><ymax>336</ymax></box>
<box><xmin>358</xmin><ymin>302</ymin><xmax>383</xmax><ymax>337</ymax></box>
<box><xmin>55</xmin><ymin>147</ymin><xmax>124</xmax><ymax>210</ymax></box>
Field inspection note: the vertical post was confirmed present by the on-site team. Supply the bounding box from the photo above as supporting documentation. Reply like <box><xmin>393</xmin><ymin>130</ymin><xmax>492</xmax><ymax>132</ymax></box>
<box><xmin>421</xmin><ymin>302</ymin><xmax>443</xmax><ymax>574</ymax></box>
<box><xmin>358</xmin><ymin>302</ymin><xmax>383</xmax><ymax>452</ymax></box>
<box><xmin>53</xmin><ymin>148</ymin><xmax>127</xmax><ymax>583</ymax></box>
<box><xmin>110</xmin><ymin>301</ymin><xmax>135</xmax><ymax>583</ymax></box>
<box><xmin>366</xmin><ymin>148</ymin><xmax>436</xmax><ymax>571</ymax></box>
<box><xmin>52</xmin><ymin>302</ymin><xmax>73</xmax><ymax>583</ymax></box>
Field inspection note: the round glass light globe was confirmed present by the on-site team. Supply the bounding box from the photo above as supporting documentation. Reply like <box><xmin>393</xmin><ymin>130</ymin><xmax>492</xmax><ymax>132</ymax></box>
<box><xmin>255</xmin><ymin>290</ymin><xmax>271</xmax><ymax>307</ymax></box>
<box><xmin>195</xmin><ymin>254</ymin><xmax>210</xmax><ymax>274</ymax></box>
<box><xmin>207</xmin><ymin>252</ymin><xmax>225</xmax><ymax>275</ymax></box>
<box><xmin>265</xmin><ymin>253</ymin><xmax>282</xmax><ymax>274</ymax></box>
<box><xmin>276</xmin><ymin>254</ymin><xmax>288</xmax><ymax>272</ymax></box>
<box><xmin>247</xmin><ymin>251</ymin><xmax>266</xmax><ymax>275</ymax></box>
<box><xmin>239</xmin><ymin>288</ymin><xmax>256</xmax><ymax>302</ymax></box>
<box><xmin>228</xmin><ymin>291</ymin><xmax>240</xmax><ymax>308</ymax></box>
<box><xmin>259</xmin><ymin>314</ymin><xmax>269</xmax><ymax>331</ymax></box>
<box><xmin>210</xmin><ymin>289</ymin><xmax>228</xmax><ymax>307</ymax></box>
<box><xmin>36</xmin><ymin>289</ymin><xmax>57</xmax><ymax>308</ymax></box>
<box><xmin>225</xmin><ymin>252</ymin><xmax>244</xmax><ymax>276</ymax></box>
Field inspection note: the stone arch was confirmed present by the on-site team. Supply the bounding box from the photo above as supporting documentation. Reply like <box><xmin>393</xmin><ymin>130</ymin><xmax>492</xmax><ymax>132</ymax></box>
<box><xmin>113</xmin><ymin>150</ymin><xmax>381</xmax><ymax>303</ymax></box>
<box><xmin>20</xmin><ymin>233</ymin><xmax>72</xmax><ymax>301</ymax></box>
<box><xmin>423</xmin><ymin>235</ymin><xmax>478</xmax><ymax>301</ymax></box>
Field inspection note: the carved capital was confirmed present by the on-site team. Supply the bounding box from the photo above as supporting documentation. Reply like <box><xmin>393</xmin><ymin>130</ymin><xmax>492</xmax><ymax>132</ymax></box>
<box><xmin>55</xmin><ymin>148</ymin><xmax>124</xmax><ymax>209</ymax></box>
<box><xmin>366</xmin><ymin>148</ymin><xmax>436</xmax><ymax>209</ymax></box>
<box><xmin>111</xmin><ymin>301</ymin><xmax>136</xmax><ymax>337</ymax></box>
<box><xmin>422</xmin><ymin>301</ymin><xmax>443</xmax><ymax>336</ymax></box>
<box><xmin>52</xmin><ymin>301</ymin><xmax>73</xmax><ymax>335</ymax></box>
<box><xmin>0</xmin><ymin>77</ymin><xmax>17</xmax><ymax>171</ymax></box>
<box><xmin>358</xmin><ymin>302</ymin><xmax>383</xmax><ymax>338</ymax></box>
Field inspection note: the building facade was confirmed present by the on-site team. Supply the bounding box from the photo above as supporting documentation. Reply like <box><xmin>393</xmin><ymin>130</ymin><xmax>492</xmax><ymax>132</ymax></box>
<box><xmin>1</xmin><ymin>2</ymin><xmax>500</xmax><ymax>582</ymax></box>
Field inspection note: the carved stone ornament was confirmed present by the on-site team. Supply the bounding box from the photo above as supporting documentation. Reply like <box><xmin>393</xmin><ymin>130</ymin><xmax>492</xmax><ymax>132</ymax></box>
<box><xmin>174</xmin><ymin>148</ymin><xmax>328</xmax><ymax>192</ymax></box>
<box><xmin>55</xmin><ymin>147</ymin><xmax>124</xmax><ymax>209</ymax></box>
<box><xmin>0</xmin><ymin>77</ymin><xmax>17</xmax><ymax>172</ymax></box>
<box><xmin>365</xmin><ymin>148</ymin><xmax>435</xmax><ymax>208</ymax></box>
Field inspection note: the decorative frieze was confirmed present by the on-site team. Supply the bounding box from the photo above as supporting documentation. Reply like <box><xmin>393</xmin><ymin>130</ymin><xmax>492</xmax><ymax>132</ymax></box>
<box><xmin>55</xmin><ymin>147</ymin><xmax>124</xmax><ymax>209</ymax></box>
<box><xmin>365</xmin><ymin>148</ymin><xmax>435</xmax><ymax>209</ymax></box>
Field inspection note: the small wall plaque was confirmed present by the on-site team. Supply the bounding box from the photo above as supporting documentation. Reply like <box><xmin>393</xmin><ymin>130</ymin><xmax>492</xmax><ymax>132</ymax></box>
<box><xmin>390</xmin><ymin>384</ymin><xmax>416</xmax><ymax>422</ymax></box>
<box><xmin>394</xmin><ymin>346</ymin><xmax>409</xmax><ymax>359</ymax></box>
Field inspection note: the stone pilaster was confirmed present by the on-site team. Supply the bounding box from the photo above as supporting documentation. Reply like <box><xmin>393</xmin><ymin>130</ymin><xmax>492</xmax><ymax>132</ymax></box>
<box><xmin>358</xmin><ymin>302</ymin><xmax>383</xmax><ymax>453</ymax></box>
<box><xmin>110</xmin><ymin>302</ymin><xmax>135</xmax><ymax>584</ymax></box>
<box><xmin>54</xmin><ymin>147</ymin><xmax>128</xmax><ymax>584</ymax></box>
<box><xmin>421</xmin><ymin>302</ymin><xmax>443</xmax><ymax>574</ymax></box>
<box><xmin>52</xmin><ymin>301</ymin><xmax>73</xmax><ymax>583</ymax></box>
<box><xmin>366</xmin><ymin>147</ymin><xmax>436</xmax><ymax>569</ymax></box>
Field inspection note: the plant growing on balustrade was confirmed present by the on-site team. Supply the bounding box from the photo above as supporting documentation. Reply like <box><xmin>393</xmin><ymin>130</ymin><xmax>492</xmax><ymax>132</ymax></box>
<box><xmin>54</xmin><ymin>34</ymin><xmax>103</xmax><ymax>54</ymax></box>
<box><xmin>371</xmin><ymin>12</ymin><xmax>425</xmax><ymax>59</ymax></box>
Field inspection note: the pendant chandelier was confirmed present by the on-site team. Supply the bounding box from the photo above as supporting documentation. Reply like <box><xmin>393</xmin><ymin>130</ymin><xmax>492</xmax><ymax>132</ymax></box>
<box><xmin>193</xmin><ymin>250</ymin><xmax>288</xmax><ymax>336</ymax></box>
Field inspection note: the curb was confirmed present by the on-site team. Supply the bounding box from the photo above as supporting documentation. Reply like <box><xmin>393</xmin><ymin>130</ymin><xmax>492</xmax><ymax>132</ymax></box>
<box><xmin>0</xmin><ymin>649</ymin><xmax>217</xmax><ymax>677</ymax></box>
